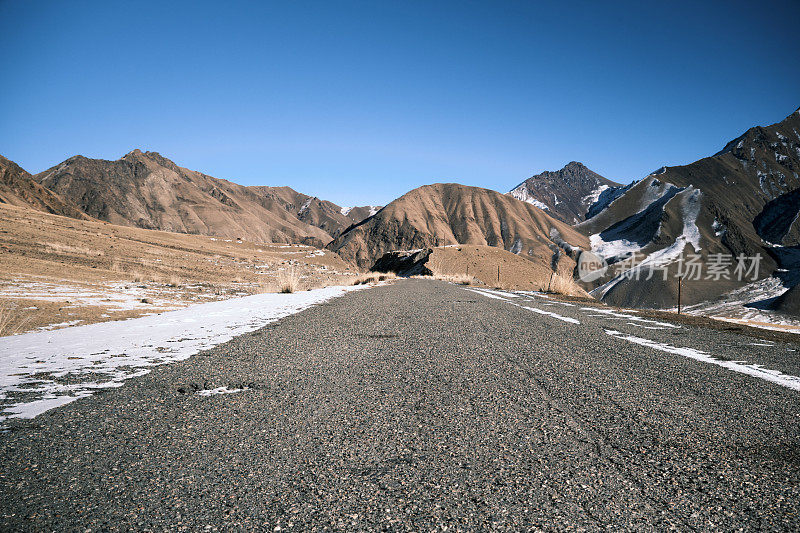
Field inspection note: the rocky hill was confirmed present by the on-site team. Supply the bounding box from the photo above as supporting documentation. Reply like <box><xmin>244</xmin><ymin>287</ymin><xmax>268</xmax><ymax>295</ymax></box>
<box><xmin>35</xmin><ymin>150</ymin><xmax>372</xmax><ymax>245</ymax></box>
<box><xmin>577</xmin><ymin>107</ymin><xmax>800</xmax><ymax>311</ymax></box>
<box><xmin>327</xmin><ymin>182</ymin><xmax>588</xmax><ymax>269</ymax></box>
<box><xmin>508</xmin><ymin>162</ymin><xmax>622</xmax><ymax>224</ymax></box>
<box><xmin>0</xmin><ymin>155</ymin><xmax>90</xmax><ymax>220</ymax></box>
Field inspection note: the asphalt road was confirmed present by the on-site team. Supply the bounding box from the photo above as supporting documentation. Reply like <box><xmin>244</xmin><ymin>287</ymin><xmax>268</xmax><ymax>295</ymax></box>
<box><xmin>2</xmin><ymin>279</ymin><xmax>799</xmax><ymax>531</ymax></box>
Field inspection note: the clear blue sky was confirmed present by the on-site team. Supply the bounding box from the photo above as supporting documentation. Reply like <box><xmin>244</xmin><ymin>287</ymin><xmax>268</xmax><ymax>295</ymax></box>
<box><xmin>1</xmin><ymin>0</ymin><xmax>798</xmax><ymax>206</ymax></box>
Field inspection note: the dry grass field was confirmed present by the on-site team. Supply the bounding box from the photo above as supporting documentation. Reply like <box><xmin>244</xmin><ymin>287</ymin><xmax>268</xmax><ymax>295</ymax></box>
<box><xmin>0</xmin><ymin>204</ymin><xmax>359</xmax><ymax>335</ymax></box>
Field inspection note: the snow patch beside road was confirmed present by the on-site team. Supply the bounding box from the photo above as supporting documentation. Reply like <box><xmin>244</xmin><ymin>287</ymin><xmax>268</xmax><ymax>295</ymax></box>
<box><xmin>0</xmin><ymin>285</ymin><xmax>366</xmax><ymax>424</ymax></box>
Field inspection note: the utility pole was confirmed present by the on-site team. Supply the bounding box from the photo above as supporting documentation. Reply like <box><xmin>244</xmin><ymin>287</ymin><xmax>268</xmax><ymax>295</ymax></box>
<box><xmin>677</xmin><ymin>275</ymin><xmax>683</xmax><ymax>315</ymax></box>
<box><xmin>497</xmin><ymin>264</ymin><xmax>500</xmax><ymax>285</ymax></box>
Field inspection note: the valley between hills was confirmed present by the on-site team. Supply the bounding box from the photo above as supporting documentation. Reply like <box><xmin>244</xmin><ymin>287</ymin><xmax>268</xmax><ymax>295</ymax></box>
<box><xmin>2</xmin><ymin>107</ymin><xmax>800</xmax><ymax>336</ymax></box>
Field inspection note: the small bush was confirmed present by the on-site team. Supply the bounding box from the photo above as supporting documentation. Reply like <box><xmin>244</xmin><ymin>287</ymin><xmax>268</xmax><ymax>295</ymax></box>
<box><xmin>277</xmin><ymin>268</ymin><xmax>300</xmax><ymax>293</ymax></box>
<box><xmin>352</xmin><ymin>273</ymin><xmax>376</xmax><ymax>285</ymax></box>
<box><xmin>436</xmin><ymin>273</ymin><xmax>475</xmax><ymax>285</ymax></box>
<box><xmin>351</xmin><ymin>274</ymin><xmax>372</xmax><ymax>285</ymax></box>
<box><xmin>548</xmin><ymin>273</ymin><xmax>585</xmax><ymax>296</ymax></box>
<box><xmin>352</xmin><ymin>272</ymin><xmax>397</xmax><ymax>285</ymax></box>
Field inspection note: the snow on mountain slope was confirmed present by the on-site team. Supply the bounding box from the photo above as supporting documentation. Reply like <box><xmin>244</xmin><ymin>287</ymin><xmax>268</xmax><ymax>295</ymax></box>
<box><xmin>582</xmin><ymin>184</ymin><xmax>610</xmax><ymax>207</ymax></box>
<box><xmin>680</xmin><ymin>276</ymin><xmax>800</xmax><ymax>334</ymax></box>
<box><xmin>340</xmin><ymin>205</ymin><xmax>383</xmax><ymax>224</ymax></box>
<box><xmin>586</xmin><ymin>178</ymin><xmax>687</xmax><ymax>260</ymax></box>
<box><xmin>575</xmin><ymin>107</ymin><xmax>800</xmax><ymax>313</ymax></box>
<box><xmin>507</xmin><ymin>162</ymin><xmax>622</xmax><ymax>224</ymax></box>
<box><xmin>508</xmin><ymin>183</ymin><xmax>550</xmax><ymax>210</ymax></box>
<box><xmin>592</xmin><ymin>188</ymin><xmax>703</xmax><ymax>300</ymax></box>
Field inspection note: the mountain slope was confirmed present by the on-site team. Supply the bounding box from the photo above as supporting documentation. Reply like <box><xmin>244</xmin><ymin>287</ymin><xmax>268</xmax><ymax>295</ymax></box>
<box><xmin>0</xmin><ymin>155</ymin><xmax>90</xmax><ymax>220</ymax></box>
<box><xmin>578</xmin><ymin>107</ymin><xmax>800</xmax><ymax>311</ymax></box>
<box><xmin>341</xmin><ymin>205</ymin><xmax>382</xmax><ymax>225</ymax></box>
<box><xmin>35</xmin><ymin>150</ymin><xmax>363</xmax><ymax>244</ymax></box>
<box><xmin>327</xmin><ymin>183</ymin><xmax>589</xmax><ymax>270</ymax></box>
<box><xmin>508</xmin><ymin>162</ymin><xmax>622</xmax><ymax>224</ymax></box>
<box><xmin>246</xmin><ymin>185</ymin><xmax>362</xmax><ymax>239</ymax></box>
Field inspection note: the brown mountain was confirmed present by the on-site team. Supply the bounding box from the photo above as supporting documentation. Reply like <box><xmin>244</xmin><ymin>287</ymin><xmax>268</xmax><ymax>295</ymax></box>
<box><xmin>774</xmin><ymin>284</ymin><xmax>800</xmax><ymax>315</ymax></box>
<box><xmin>246</xmin><ymin>185</ymin><xmax>361</xmax><ymax>239</ymax></box>
<box><xmin>508</xmin><ymin>162</ymin><xmax>622</xmax><ymax>224</ymax></box>
<box><xmin>577</xmin><ymin>107</ymin><xmax>800</xmax><ymax>311</ymax></box>
<box><xmin>35</xmin><ymin>150</ymin><xmax>366</xmax><ymax>245</ymax></box>
<box><xmin>0</xmin><ymin>154</ymin><xmax>90</xmax><ymax>220</ymax></box>
<box><xmin>341</xmin><ymin>205</ymin><xmax>382</xmax><ymax>225</ymax></box>
<box><xmin>327</xmin><ymin>182</ymin><xmax>589</xmax><ymax>270</ymax></box>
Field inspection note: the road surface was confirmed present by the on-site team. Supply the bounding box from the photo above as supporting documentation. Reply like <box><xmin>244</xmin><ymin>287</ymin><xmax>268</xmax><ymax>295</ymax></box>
<box><xmin>2</xmin><ymin>279</ymin><xmax>799</xmax><ymax>530</ymax></box>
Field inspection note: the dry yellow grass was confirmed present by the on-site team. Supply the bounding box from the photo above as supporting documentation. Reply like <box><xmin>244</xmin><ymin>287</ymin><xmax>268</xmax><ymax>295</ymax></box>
<box><xmin>0</xmin><ymin>305</ymin><xmax>12</xmax><ymax>336</ymax></box>
<box><xmin>352</xmin><ymin>272</ymin><xmax>397</xmax><ymax>285</ymax></box>
<box><xmin>277</xmin><ymin>268</ymin><xmax>300</xmax><ymax>293</ymax></box>
<box><xmin>0</xmin><ymin>203</ymin><xmax>359</xmax><ymax>333</ymax></box>
<box><xmin>256</xmin><ymin>281</ymin><xmax>274</xmax><ymax>294</ymax></box>
<box><xmin>546</xmin><ymin>273</ymin><xmax>586</xmax><ymax>297</ymax></box>
<box><xmin>352</xmin><ymin>273</ymin><xmax>378</xmax><ymax>285</ymax></box>
<box><xmin>41</xmin><ymin>242</ymin><xmax>105</xmax><ymax>257</ymax></box>
<box><xmin>409</xmin><ymin>273</ymin><xmax>477</xmax><ymax>285</ymax></box>
<box><xmin>0</xmin><ymin>301</ymin><xmax>33</xmax><ymax>337</ymax></box>
<box><xmin>437</xmin><ymin>273</ymin><xmax>475</xmax><ymax>285</ymax></box>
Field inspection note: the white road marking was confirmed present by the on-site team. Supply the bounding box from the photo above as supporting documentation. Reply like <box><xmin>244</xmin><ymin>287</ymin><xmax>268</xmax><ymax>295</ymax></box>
<box><xmin>625</xmin><ymin>322</ymin><xmax>669</xmax><ymax>330</ymax></box>
<box><xmin>519</xmin><ymin>306</ymin><xmax>581</xmax><ymax>325</ymax></box>
<box><xmin>467</xmin><ymin>289</ymin><xmax>511</xmax><ymax>301</ymax></box>
<box><xmin>581</xmin><ymin>308</ymin><xmax>679</xmax><ymax>328</ymax></box>
<box><xmin>468</xmin><ymin>288</ymin><xmax>580</xmax><ymax>324</ymax></box>
<box><xmin>605</xmin><ymin>329</ymin><xmax>800</xmax><ymax>392</ymax></box>
<box><xmin>474</xmin><ymin>288</ymin><xmax>520</xmax><ymax>298</ymax></box>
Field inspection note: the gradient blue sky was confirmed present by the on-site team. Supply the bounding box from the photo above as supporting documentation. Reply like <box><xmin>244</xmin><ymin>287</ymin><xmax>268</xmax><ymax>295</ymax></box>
<box><xmin>1</xmin><ymin>0</ymin><xmax>798</xmax><ymax>206</ymax></box>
